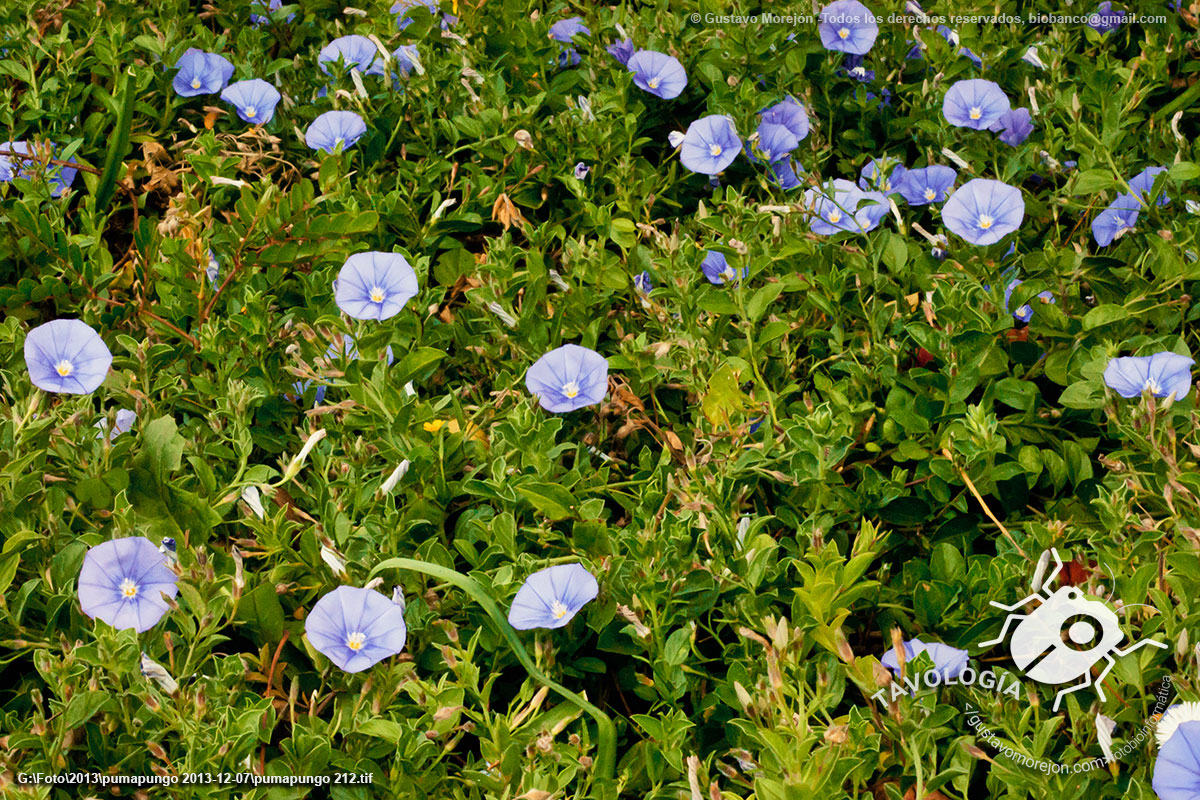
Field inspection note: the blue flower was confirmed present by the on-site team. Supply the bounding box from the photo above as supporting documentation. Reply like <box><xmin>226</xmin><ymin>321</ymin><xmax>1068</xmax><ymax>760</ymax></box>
<box><xmin>936</xmin><ymin>26</ymin><xmax>982</xmax><ymax>66</ymax></box>
<box><xmin>628</xmin><ymin>50</ymin><xmax>687</xmax><ymax>99</ymax></box>
<box><xmin>574</xmin><ymin>162</ymin><xmax>589</xmax><ymax>180</ymax></box>
<box><xmin>770</xmin><ymin>158</ymin><xmax>803</xmax><ymax>190</ymax></box>
<box><xmin>1004</xmin><ymin>279</ymin><xmax>1054</xmax><ymax>323</ymax></box>
<box><xmin>679</xmin><ymin>115</ymin><xmax>741</xmax><ymax>175</ymax></box>
<box><xmin>96</xmin><ymin>409</ymin><xmax>138</xmax><ymax>442</ymax></box>
<box><xmin>306</xmin><ymin>110</ymin><xmax>368</xmax><ymax>153</ymax></box>
<box><xmin>0</xmin><ymin>140</ymin><xmax>78</xmax><ymax>197</ymax></box>
<box><xmin>817</xmin><ymin>0</ymin><xmax>879</xmax><ymax>55</ymax></box>
<box><xmin>1154</xmin><ymin>720</ymin><xmax>1200</xmax><ymax>799</ymax></box>
<box><xmin>526</xmin><ymin>344</ymin><xmax>608</xmax><ymax>413</ymax></box>
<box><xmin>989</xmin><ymin>108</ymin><xmax>1034</xmax><ymax>147</ymax></box>
<box><xmin>760</xmin><ymin>98</ymin><xmax>810</xmax><ymax>142</ymax></box>
<box><xmin>392</xmin><ymin>45</ymin><xmax>420</xmax><ymax>78</ymax></box>
<box><xmin>941</xmin><ymin>179</ymin><xmax>1024</xmax><ymax>245</ymax></box>
<box><xmin>754</xmin><ymin>122</ymin><xmax>799</xmax><ymax>164</ymax></box>
<box><xmin>206</xmin><ymin>249</ymin><xmax>220</xmax><ymax>288</ymax></box>
<box><xmin>507</xmin><ymin>564</ymin><xmax>599</xmax><ymax>630</ymax></box>
<box><xmin>1091</xmin><ymin>193</ymin><xmax>1140</xmax><ymax>247</ymax></box>
<box><xmin>172</xmin><ymin>50</ymin><xmax>234</xmax><ymax>97</ymax></box>
<box><xmin>549</xmin><ymin>16</ymin><xmax>590</xmax><ymax>42</ymax></box>
<box><xmin>77</xmin><ymin>537</ymin><xmax>179</xmax><ymax>633</ymax></box>
<box><xmin>391</xmin><ymin>0</ymin><xmax>453</xmax><ymax>30</ymax></box>
<box><xmin>558</xmin><ymin>48</ymin><xmax>581</xmax><ymax>68</ymax></box>
<box><xmin>24</xmin><ymin>319</ymin><xmax>113</xmax><ymax>395</ymax></box>
<box><xmin>250</xmin><ymin>0</ymin><xmax>295</xmax><ymax>25</ymax></box>
<box><xmin>859</xmin><ymin>158</ymin><xmax>906</xmax><ymax>196</ymax></box>
<box><xmin>881</xmin><ymin>639</ymin><xmax>969</xmax><ymax>681</ymax></box>
<box><xmin>701</xmin><ymin>250</ymin><xmax>747</xmax><ymax>285</ymax></box>
<box><xmin>334</xmin><ymin>252</ymin><xmax>419</xmax><ymax>321</ymax></box>
<box><xmin>312</xmin><ymin>335</ymin><xmax>395</xmax><ymax>406</ymax></box>
<box><xmin>1104</xmin><ymin>352</ymin><xmax>1193</xmax><ymax>400</ymax></box>
<box><xmin>942</xmin><ymin>79</ymin><xmax>1010</xmax><ymax>130</ymax></box>
<box><xmin>805</xmin><ymin>179</ymin><xmax>887</xmax><ymax>235</ymax></box>
<box><xmin>898</xmin><ymin>165</ymin><xmax>956</xmax><ymax>205</ymax></box>
<box><xmin>607</xmin><ymin>38</ymin><xmax>635</xmax><ymax>66</ymax></box>
<box><xmin>305</xmin><ymin>586</ymin><xmax>407</xmax><ymax>673</ymax></box>
<box><xmin>633</xmin><ymin>271</ymin><xmax>652</xmax><ymax>294</ymax></box>
<box><xmin>219</xmin><ymin>79</ymin><xmax>280</xmax><ymax>124</ymax></box>
<box><xmin>319</xmin><ymin>35</ymin><xmax>384</xmax><ymax>77</ymax></box>
<box><xmin>1088</xmin><ymin>1</ymin><xmax>1125</xmax><ymax>32</ymax></box>
<box><xmin>1129</xmin><ymin>166</ymin><xmax>1170</xmax><ymax>207</ymax></box>
<box><xmin>838</xmin><ymin>53</ymin><xmax>874</xmax><ymax>82</ymax></box>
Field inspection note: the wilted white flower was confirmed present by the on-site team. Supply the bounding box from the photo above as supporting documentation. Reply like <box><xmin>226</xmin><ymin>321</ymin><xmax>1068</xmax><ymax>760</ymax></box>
<box><xmin>242</xmin><ymin>485</ymin><xmax>265</xmax><ymax>519</ymax></box>
<box><xmin>392</xmin><ymin>586</ymin><xmax>406</xmax><ymax>611</ymax></box>
<box><xmin>486</xmin><ymin>302</ymin><xmax>517</xmax><ymax>327</ymax></box>
<box><xmin>380</xmin><ymin>459</ymin><xmax>411</xmax><ymax>494</ymax></box>
<box><xmin>1096</xmin><ymin>714</ymin><xmax>1116</xmax><ymax>763</ymax></box>
<box><xmin>1022</xmin><ymin>45</ymin><xmax>1046</xmax><ymax>69</ymax></box>
<box><xmin>320</xmin><ymin>542</ymin><xmax>347</xmax><ymax>578</ymax></box>
<box><xmin>283</xmin><ymin>428</ymin><xmax>327</xmax><ymax>482</ymax></box>
<box><xmin>140</xmin><ymin>652</ymin><xmax>179</xmax><ymax>694</ymax></box>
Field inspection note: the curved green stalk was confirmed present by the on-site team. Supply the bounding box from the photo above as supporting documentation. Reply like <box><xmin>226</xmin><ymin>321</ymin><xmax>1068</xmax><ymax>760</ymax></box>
<box><xmin>369</xmin><ymin>557</ymin><xmax>617</xmax><ymax>791</ymax></box>
<box><xmin>95</xmin><ymin>67</ymin><xmax>135</xmax><ymax>211</ymax></box>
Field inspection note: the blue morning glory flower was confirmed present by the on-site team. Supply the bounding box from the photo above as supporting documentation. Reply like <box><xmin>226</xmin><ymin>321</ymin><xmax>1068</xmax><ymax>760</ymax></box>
<box><xmin>942</xmin><ymin>79</ymin><xmax>1010</xmax><ymax>130</ymax></box>
<box><xmin>392</xmin><ymin>45</ymin><xmax>420</xmax><ymax>78</ymax></box>
<box><xmin>391</xmin><ymin>0</ymin><xmax>453</xmax><ymax>30</ymax></box>
<box><xmin>334</xmin><ymin>252</ymin><xmax>419</xmax><ymax>321</ymax></box>
<box><xmin>608</xmin><ymin>38</ymin><xmax>635</xmax><ymax>66</ymax></box>
<box><xmin>770</xmin><ymin>158</ymin><xmax>803</xmax><ymax>190</ymax></box>
<box><xmin>206</xmin><ymin>249</ymin><xmax>220</xmax><ymax>288</ymax></box>
<box><xmin>526</xmin><ymin>344</ymin><xmax>608</xmax><ymax>413</ymax></box>
<box><xmin>701</xmin><ymin>250</ymin><xmax>748</xmax><ymax>285</ymax></box>
<box><xmin>1022</xmin><ymin>45</ymin><xmax>1047</xmax><ymax>69</ymax></box>
<box><xmin>817</xmin><ymin>0</ymin><xmax>879</xmax><ymax>55</ymax></box>
<box><xmin>941</xmin><ymin>179</ymin><xmax>1024</xmax><ymax>245</ymax></box>
<box><xmin>312</xmin><ymin>335</ymin><xmax>395</xmax><ymax>406</ymax></box>
<box><xmin>1129</xmin><ymin>166</ymin><xmax>1170</xmax><ymax>207</ymax></box>
<box><xmin>77</xmin><ymin>537</ymin><xmax>179</xmax><ymax>633</ymax></box>
<box><xmin>760</xmin><ymin>98</ymin><xmax>810</xmax><ymax>143</ymax></box>
<box><xmin>859</xmin><ymin>158</ymin><xmax>906</xmax><ymax>196</ymax></box>
<box><xmin>1092</xmin><ymin>193</ymin><xmax>1140</xmax><ymax>247</ymax></box>
<box><xmin>1104</xmin><ymin>352</ymin><xmax>1193</xmax><ymax>400</ymax></box>
<box><xmin>1089</xmin><ymin>1</ymin><xmax>1125</xmax><ymax>32</ymax></box>
<box><xmin>1154</xmin><ymin>720</ymin><xmax>1200</xmax><ymax>799</ymax></box>
<box><xmin>838</xmin><ymin>53</ymin><xmax>874</xmax><ymax>82</ymax></box>
<box><xmin>172</xmin><ymin>50</ymin><xmax>235</xmax><ymax>97</ymax></box>
<box><xmin>936</xmin><ymin>26</ymin><xmax>982</xmax><ymax>67</ymax></box>
<box><xmin>0</xmin><ymin>140</ymin><xmax>78</xmax><ymax>197</ymax></box>
<box><xmin>319</xmin><ymin>35</ymin><xmax>384</xmax><ymax>77</ymax></box>
<box><xmin>898</xmin><ymin>165</ymin><xmax>956</xmax><ymax>205</ymax></box>
<box><xmin>305</xmin><ymin>586</ymin><xmax>407</xmax><ymax>673</ymax></box>
<box><xmin>306</xmin><ymin>111</ymin><xmax>368</xmax><ymax>154</ymax></box>
<box><xmin>628</xmin><ymin>50</ymin><xmax>688</xmax><ymax>99</ymax></box>
<box><xmin>679</xmin><ymin>115</ymin><xmax>741</xmax><ymax>175</ymax></box>
<box><xmin>1004</xmin><ymin>279</ymin><xmax>1054</xmax><ymax>323</ymax></box>
<box><xmin>219</xmin><ymin>79</ymin><xmax>280</xmax><ymax>124</ymax></box>
<box><xmin>250</xmin><ymin>0</ymin><xmax>295</xmax><ymax>25</ymax></box>
<box><xmin>558</xmin><ymin>48</ymin><xmax>581</xmax><ymax>68</ymax></box>
<box><xmin>507</xmin><ymin>564</ymin><xmax>599</xmax><ymax>630</ymax></box>
<box><xmin>633</xmin><ymin>271</ymin><xmax>652</xmax><ymax>294</ymax></box>
<box><xmin>805</xmin><ymin>179</ymin><xmax>887</xmax><ymax>235</ymax></box>
<box><xmin>574</xmin><ymin>162</ymin><xmax>589</xmax><ymax>180</ymax></box>
<box><xmin>866</xmin><ymin>87</ymin><xmax>892</xmax><ymax>106</ymax></box>
<box><xmin>754</xmin><ymin>122</ymin><xmax>799</xmax><ymax>164</ymax></box>
<box><xmin>549</xmin><ymin>16</ymin><xmax>589</xmax><ymax>42</ymax></box>
<box><xmin>96</xmin><ymin>408</ymin><xmax>138</xmax><ymax>442</ymax></box>
<box><xmin>989</xmin><ymin>108</ymin><xmax>1034</xmax><ymax>147</ymax></box>
<box><xmin>881</xmin><ymin>639</ymin><xmax>969</xmax><ymax>681</ymax></box>
<box><xmin>25</xmin><ymin>319</ymin><xmax>113</xmax><ymax>395</ymax></box>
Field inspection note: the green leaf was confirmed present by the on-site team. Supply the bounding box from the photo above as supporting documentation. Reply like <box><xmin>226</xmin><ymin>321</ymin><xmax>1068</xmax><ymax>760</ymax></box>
<box><xmin>63</xmin><ymin>691</ymin><xmax>110</xmax><ymax>729</ymax></box>
<box><xmin>140</xmin><ymin>416</ymin><xmax>185</xmax><ymax>482</ymax></box>
<box><xmin>516</xmin><ymin>482</ymin><xmax>577</xmax><ymax>520</ymax></box>
<box><xmin>1071</xmin><ymin>170</ymin><xmax>1114</xmax><ymax>196</ymax></box>
<box><xmin>1058</xmin><ymin>381</ymin><xmax>1105</xmax><ymax>409</ymax></box>
<box><xmin>1082</xmin><ymin>304</ymin><xmax>1130</xmax><ymax>330</ymax></box>
<box><xmin>238</xmin><ymin>583</ymin><xmax>284</xmax><ymax>641</ymax></box>
<box><xmin>395</xmin><ymin>347</ymin><xmax>445</xmax><ymax>383</ymax></box>
<box><xmin>357</xmin><ymin>719</ymin><xmax>406</xmax><ymax>743</ymax></box>
<box><xmin>747</xmin><ymin>282</ymin><xmax>784</xmax><ymax>322</ymax></box>
<box><xmin>993</xmin><ymin>377</ymin><xmax>1038</xmax><ymax>411</ymax></box>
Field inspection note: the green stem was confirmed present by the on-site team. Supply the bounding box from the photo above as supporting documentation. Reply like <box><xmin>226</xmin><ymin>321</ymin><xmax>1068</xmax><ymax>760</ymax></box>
<box><xmin>369</xmin><ymin>557</ymin><xmax>617</xmax><ymax>792</ymax></box>
<box><xmin>95</xmin><ymin>67</ymin><xmax>135</xmax><ymax>211</ymax></box>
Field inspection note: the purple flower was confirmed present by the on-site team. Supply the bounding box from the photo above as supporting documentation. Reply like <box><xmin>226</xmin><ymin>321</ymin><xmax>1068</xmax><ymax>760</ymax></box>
<box><xmin>526</xmin><ymin>344</ymin><xmax>608</xmax><ymax>413</ymax></box>
<box><xmin>881</xmin><ymin>639</ymin><xmax>969</xmax><ymax>681</ymax></box>
<box><xmin>1104</xmin><ymin>352</ymin><xmax>1193</xmax><ymax>400</ymax></box>
<box><xmin>334</xmin><ymin>252</ymin><xmax>419</xmax><ymax>321</ymax></box>
<box><xmin>24</xmin><ymin>319</ymin><xmax>112</xmax><ymax>395</ymax></box>
<box><xmin>805</xmin><ymin>179</ymin><xmax>887</xmax><ymax>235</ymax></box>
<box><xmin>838</xmin><ymin>53</ymin><xmax>874</xmax><ymax>82</ymax></box>
<box><xmin>633</xmin><ymin>271</ymin><xmax>652</xmax><ymax>294</ymax></box>
<box><xmin>305</xmin><ymin>586</ymin><xmax>407</xmax><ymax>673</ymax></box>
<box><xmin>1129</xmin><ymin>166</ymin><xmax>1169</xmax><ymax>207</ymax></box>
<box><xmin>1088</xmin><ymin>1</ymin><xmax>1125</xmax><ymax>32</ymax></box>
<box><xmin>574</xmin><ymin>162</ymin><xmax>589</xmax><ymax>180</ymax></box>
<box><xmin>942</xmin><ymin>79</ymin><xmax>1010</xmax><ymax>130</ymax></box>
<box><xmin>558</xmin><ymin>48</ymin><xmax>581</xmax><ymax>68</ymax></box>
<box><xmin>251</xmin><ymin>0</ymin><xmax>295</xmax><ymax>25</ymax></box>
<box><xmin>391</xmin><ymin>0</ymin><xmax>453</xmax><ymax>30</ymax></box>
<box><xmin>392</xmin><ymin>45</ymin><xmax>420</xmax><ymax>78</ymax></box>
<box><xmin>866</xmin><ymin>87</ymin><xmax>892</xmax><ymax>106</ymax></box>
<box><xmin>754</xmin><ymin>122</ymin><xmax>799</xmax><ymax>163</ymax></box>
<box><xmin>219</xmin><ymin>79</ymin><xmax>280</xmax><ymax>124</ymax></box>
<box><xmin>1154</xmin><ymin>721</ymin><xmax>1200</xmax><ymax>799</ymax></box>
<box><xmin>701</xmin><ymin>250</ymin><xmax>747</xmax><ymax>285</ymax></box>
<box><xmin>306</xmin><ymin>110</ymin><xmax>368</xmax><ymax>154</ymax></box>
<box><xmin>319</xmin><ymin>35</ymin><xmax>384</xmax><ymax>77</ymax></box>
<box><xmin>937</xmin><ymin>26</ymin><xmax>982</xmax><ymax>66</ymax></box>
<box><xmin>679</xmin><ymin>115</ymin><xmax>741</xmax><ymax>175</ymax></box>
<box><xmin>1092</xmin><ymin>193</ymin><xmax>1140</xmax><ymax>247</ymax></box>
<box><xmin>96</xmin><ymin>409</ymin><xmax>138</xmax><ymax>441</ymax></box>
<box><xmin>1004</xmin><ymin>279</ymin><xmax>1054</xmax><ymax>323</ymax></box>
<box><xmin>312</xmin><ymin>334</ymin><xmax>395</xmax><ymax>405</ymax></box>
<box><xmin>77</xmin><ymin>537</ymin><xmax>179</xmax><ymax>633</ymax></box>
<box><xmin>549</xmin><ymin>16</ymin><xmax>589</xmax><ymax>42</ymax></box>
<box><xmin>817</xmin><ymin>0</ymin><xmax>879</xmax><ymax>55</ymax></box>
<box><xmin>607</xmin><ymin>38</ymin><xmax>635</xmax><ymax>66</ymax></box>
<box><xmin>760</xmin><ymin>98</ymin><xmax>810</xmax><ymax>142</ymax></box>
<box><xmin>507</xmin><ymin>564</ymin><xmax>599</xmax><ymax>630</ymax></box>
<box><xmin>989</xmin><ymin>108</ymin><xmax>1034</xmax><ymax>147</ymax></box>
<box><xmin>0</xmin><ymin>140</ymin><xmax>78</xmax><ymax>197</ymax></box>
<box><xmin>941</xmin><ymin>178</ymin><xmax>1024</xmax><ymax>245</ymax></box>
<box><xmin>898</xmin><ymin>165</ymin><xmax>956</xmax><ymax>205</ymax></box>
<box><xmin>172</xmin><ymin>50</ymin><xmax>235</xmax><ymax>97</ymax></box>
<box><xmin>859</xmin><ymin>158</ymin><xmax>906</xmax><ymax>196</ymax></box>
<box><xmin>628</xmin><ymin>50</ymin><xmax>687</xmax><ymax>99</ymax></box>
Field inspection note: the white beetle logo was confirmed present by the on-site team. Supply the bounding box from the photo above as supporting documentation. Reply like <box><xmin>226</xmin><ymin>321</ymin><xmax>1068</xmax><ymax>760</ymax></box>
<box><xmin>980</xmin><ymin>549</ymin><xmax>1166</xmax><ymax>711</ymax></box>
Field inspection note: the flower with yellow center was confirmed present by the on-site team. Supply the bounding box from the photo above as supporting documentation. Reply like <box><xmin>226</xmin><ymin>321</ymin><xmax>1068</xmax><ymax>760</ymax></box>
<box><xmin>550</xmin><ymin>599</ymin><xmax>569</xmax><ymax>619</ymax></box>
<box><xmin>245</xmin><ymin>106</ymin><xmax>257</xmax><ymax>118</ymax></box>
<box><xmin>709</xmin><ymin>143</ymin><xmax>722</xmax><ymax>157</ymax></box>
<box><xmin>1145</xmin><ymin>379</ymin><xmax>1163</xmax><ymax>395</ymax></box>
<box><xmin>191</xmin><ymin>78</ymin><xmax>202</xmax><ymax>90</ymax></box>
<box><xmin>838</xmin><ymin>27</ymin><xmax>850</xmax><ymax>39</ymax></box>
<box><xmin>828</xmin><ymin>210</ymin><xmax>842</xmax><ymax>224</ymax></box>
<box><xmin>647</xmin><ymin>77</ymin><xmax>660</xmax><ymax>89</ymax></box>
<box><xmin>346</xmin><ymin>631</ymin><xmax>367</xmax><ymax>651</ymax></box>
<box><xmin>55</xmin><ymin>359</ymin><xmax>73</xmax><ymax>377</ymax></box>
<box><xmin>369</xmin><ymin>287</ymin><xmax>386</xmax><ymax>303</ymax></box>
<box><xmin>120</xmin><ymin>578</ymin><xmax>139</xmax><ymax>598</ymax></box>
<box><xmin>924</xmin><ymin>188</ymin><xmax>936</xmax><ymax>201</ymax></box>
<box><xmin>978</xmin><ymin>214</ymin><xmax>994</xmax><ymax>230</ymax></box>
<box><xmin>563</xmin><ymin>380</ymin><xmax>580</xmax><ymax>399</ymax></box>
<box><xmin>968</xmin><ymin>106</ymin><xmax>982</xmax><ymax>120</ymax></box>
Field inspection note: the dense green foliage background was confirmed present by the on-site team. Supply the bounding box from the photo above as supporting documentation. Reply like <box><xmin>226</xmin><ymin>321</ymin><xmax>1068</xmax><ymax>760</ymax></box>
<box><xmin>2</xmin><ymin>0</ymin><xmax>1199</xmax><ymax>797</ymax></box>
